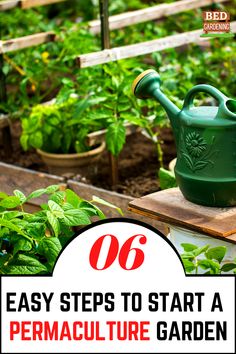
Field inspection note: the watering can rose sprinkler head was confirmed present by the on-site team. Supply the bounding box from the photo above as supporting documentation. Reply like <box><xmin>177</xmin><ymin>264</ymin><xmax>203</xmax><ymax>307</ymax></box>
<box><xmin>132</xmin><ymin>69</ymin><xmax>161</xmax><ymax>99</ymax></box>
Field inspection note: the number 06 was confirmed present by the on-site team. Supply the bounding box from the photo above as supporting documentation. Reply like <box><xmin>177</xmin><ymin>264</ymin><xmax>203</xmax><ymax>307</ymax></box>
<box><xmin>89</xmin><ymin>234</ymin><xmax>147</xmax><ymax>270</ymax></box>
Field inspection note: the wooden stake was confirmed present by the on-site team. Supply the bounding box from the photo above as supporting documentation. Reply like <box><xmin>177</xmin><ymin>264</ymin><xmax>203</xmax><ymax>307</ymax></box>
<box><xmin>99</xmin><ymin>0</ymin><xmax>119</xmax><ymax>187</ymax></box>
<box><xmin>0</xmin><ymin>54</ymin><xmax>12</xmax><ymax>156</ymax></box>
<box><xmin>99</xmin><ymin>0</ymin><xmax>110</xmax><ymax>50</ymax></box>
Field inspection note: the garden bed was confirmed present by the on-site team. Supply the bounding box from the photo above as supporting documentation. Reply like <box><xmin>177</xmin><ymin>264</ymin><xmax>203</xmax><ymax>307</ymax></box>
<box><xmin>0</xmin><ymin>120</ymin><xmax>176</xmax><ymax>198</ymax></box>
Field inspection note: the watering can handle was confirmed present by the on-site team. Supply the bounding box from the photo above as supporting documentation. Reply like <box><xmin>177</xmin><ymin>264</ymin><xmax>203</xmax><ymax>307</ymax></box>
<box><xmin>183</xmin><ymin>84</ymin><xmax>227</xmax><ymax>110</ymax></box>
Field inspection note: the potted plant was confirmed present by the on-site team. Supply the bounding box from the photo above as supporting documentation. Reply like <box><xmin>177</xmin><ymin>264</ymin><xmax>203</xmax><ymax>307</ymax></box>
<box><xmin>20</xmin><ymin>80</ymin><xmax>107</xmax><ymax>175</ymax></box>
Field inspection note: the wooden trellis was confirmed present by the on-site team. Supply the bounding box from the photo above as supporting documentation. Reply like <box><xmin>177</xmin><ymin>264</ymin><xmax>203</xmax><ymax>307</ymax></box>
<box><xmin>89</xmin><ymin>0</ymin><xmax>228</xmax><ymax>34</ymax></box>
<box><xmin>0</xmin><ymin>0</ymin><xmax>229</xmax><ymax>52</ymax></box>
<box><xmin>78</xmin><ymin>21</ymin><xmax>236</xmax><ymax>67</ymax></box>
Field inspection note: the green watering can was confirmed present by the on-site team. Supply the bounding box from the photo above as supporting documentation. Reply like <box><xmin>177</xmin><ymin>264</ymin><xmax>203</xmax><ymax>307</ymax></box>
<box><xmin>132</xmin><ymin>69</ymin><xmax>236</xmax><ymax>207</ymax></box>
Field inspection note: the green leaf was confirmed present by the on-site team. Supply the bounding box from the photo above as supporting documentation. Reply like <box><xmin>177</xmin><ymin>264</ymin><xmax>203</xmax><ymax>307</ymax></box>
<box><xmin>27</xmin><ymin>189</ymin><xmax>47</xmax><ymax>201</ymax></box>
<box><xmin>13</xmin><ymin>238</ymin><xmax>32</xmax><ymax>255</ymax></box>
<box><xmin>181</xmin><ymin>243</ymin><xmax>198</xmax><ymax>252</ymax></box>
<box><xmin>89</xmin><ymin>96</ymin><xmax>107</xmax><ymax>105</ymax></box>
<box><xmin>0</xmin><ymin>192</ymin><xmax>8</xmax><ymax>199</ymax></box>
<box><xmin>205</xmin><ymin>246</ymin><xmax>227</xmax><ymax>263</ymax></box>
<box><xmin>20</xmin><ymin>134</ymin><xmax>29</xmax><ymax>151</ymax></box>
<box><xmin>158</xmin><ymin>168</ymin><xmax>177</xmax><ymax>190</ymax></box>
<box><xmin>221</xmin><ymin>263</ymin><xmax>236</xmax><ymax>272</ymax></box>
<box><xmin>1</xmin><ymin>211</ymin><xmax>25</xmax><ymax>220</ymax></box>
<box><xmin>78</xmin><ymin>202</ymin><xmax>97</xmax><ymax>216</ymax></box>
<box><xmin>182</xmin><ymin>259</ymin><xmax>196</xmax><ymax>273</ymax></box>
<box><xmin>65</xmin><ymin>189</ymin><xmax>82</xmax><ymax>208</ymax></box>
<box><xmin>46</xmin><ymin>211</ymin><xmax>60</xmax><ymax>237</ymax></box>
<box><xmin>38</xmin><ymin>237</ymin><xmax>62</xmax><ymax>271</ymax></box>
<box><xmin>0</xmin><ymin>196</ymin><xmax>21</xmax><ymax>209</ymax></box>
<box><xmin>0</xmin><ymin>219</ymin><xmax>31</xmax><ymax>241</ymax></box>
<box><xmin>26</xmin><ymin>223</ymin><xmax>46</xmax><ymax>239</ymax></box>
<box><xmin>29</xmin><ymin>131</ymin><xmax>43</xmax><ymax>149</ymax></box>
<box><xmin>13</xmin><ymin>190</ymin><xmax>27</xmax><ymax>204</ymax></box>
<box><xmin>72</xmin><ymin>97</ymin><xmax>91</xmax><ymax>119</ymax></box>
<box><xmin>49</xmin><ymin>191</ymin><xmax>65</xmax><ymax>204</ymax></box>
<box><xmin>198</xmin><ymin>259</ymin><xmax>220</xmax><ymax>274</ymax></box>
<box><xmin>79</xmin><ymin>201</ymin><xmax>106</xmax><ymax>219</ymax></box>
<box><xmin>46</xmin><ymin>185</ymin><xmax>60</xmax><ymax>194</ymax></box>
<box><xmin>0</xmin><ymin>253</ymin><xmax>11</xmax><ymax>268</ymax></box>
<box><xmin>48</xmin><ymin>200</ymin><xmax>64</xmax><ymax>217</ymax></box>
<box><xmin>5</xmin><ymin>254</ymin><xmax>47</xmax><ymax>275</ymax></box>
<box><xmin>92</xmin><ymin>205</ymin><xmax>106</xmax><ymax>219</ymax></box>
<box><xmin>106</xmin><ymin>121</ymin><xmax>126</xmax><ymax>156</ymax></box>
<box><xmin>63</xmin><ymin>209</ymin><xmax>91</xmax><ymax>226</ymax></box>
<box><xmin>192</xmin><ymin>245</ymin><xmax>210</xmax><ymax>257</ymax></box>
<box><xmin>92</xmin><ymin>196</ymin><xmax>123</xmax><ymax>216</ymax></box>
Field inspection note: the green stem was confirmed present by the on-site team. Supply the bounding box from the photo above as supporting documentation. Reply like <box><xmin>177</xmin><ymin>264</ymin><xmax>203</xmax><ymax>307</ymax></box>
<box><xmin>195</xmin><ymin>258</ymin><xmax>198</xmax><ymax>274</ymax></box>
<box><xmin>156</xmin><ymin>138</ymin><xmax>164</xmax><ymax>168</ymax></box>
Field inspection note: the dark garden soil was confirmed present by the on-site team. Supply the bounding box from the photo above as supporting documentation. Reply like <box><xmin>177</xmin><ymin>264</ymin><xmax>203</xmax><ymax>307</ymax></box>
<box><xmin>0</xmin><ymin>121</ymin><xmax>176</xmax><ymax>198</ymax></box>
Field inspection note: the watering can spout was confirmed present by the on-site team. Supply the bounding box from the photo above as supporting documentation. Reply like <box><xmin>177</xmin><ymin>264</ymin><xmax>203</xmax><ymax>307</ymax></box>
<box><xmin>132</xmin><ymin>70</ymin><xmax>181</xmax><ymax>142</ymax></box>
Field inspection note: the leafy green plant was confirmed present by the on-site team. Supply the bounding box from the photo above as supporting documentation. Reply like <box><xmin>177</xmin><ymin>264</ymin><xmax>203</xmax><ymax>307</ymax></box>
<box><xmin>91</xmin><ymin>61</ymin><xmax>143</xmax><ymax>157</ymax></box>
<box><xmin>158</xmin><ymin>167</ymin><xmax>177</xmax><ymax>190</ymax></box>
<box><xmin>181</xmin><ymin>243</ymin><xmax>236</xmax><ymax>275</ymax></box>
<box><xmin>20</xmin><ymin>79</ymin><xmax>107</xmax><ymax>153</ymax></box>
<box><xmin>0</xmin><ymin>185</ymin><xmax>122</xmax><ymax>275</ymax></box>
<box><xmin>80</xmin><ymin>60</ymin><xmax>169</xmax><ymax>159</ymax></box>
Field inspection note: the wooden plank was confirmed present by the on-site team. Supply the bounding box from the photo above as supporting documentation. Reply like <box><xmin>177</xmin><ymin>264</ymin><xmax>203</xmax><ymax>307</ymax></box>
<box><xmin>0</xmin><ymin>162</ymin><xmax>66</xmax><ymax>205</ymax></box>
<box><xmin>128</xmin><ymin>188</ymin><xmax>236</xmax><ymax>242</ymax></box>
<box><xmin>68</xmin><ymin>179</ymin><xmax>167</xmax><ymax>233</ymax></box>
<box><xmin>225</xmin><ymin>233</ymin><xmax>236</xmax><ymax>243</ymax></box>
<box><xmin>0</xmin><ymin>0</ymin><xmax>65</xmax><ymax>11</ymax></box>
<box><xmin>89</xmin><ymin>0</ymin><xmax>228</xmax><ymax>34</ymax></box>
<box><xmin>0</xmin><ymin>161</ymin><xmax>167</xmax><ymax>233</ymax></box>
<box><xmin>78</xmin><ymin>21</ymin><xmax>236</xmax><ymax>67</ymax></box>
<box><xmin>0</xmin><ymin>32</ymin><xmax>56</xmax><ymax>54</ymax></box>
<box><xmin>86</xmin><ymin>123</ymin><xmax>141</xmax><ymax>147</ymax></box>
<box><xmin>21</xmin><ymin>0</ymin><xmax>65</xmax><ymax>9</ymax></box>
<box><xmin>0</xmin><ymin>0</ymin><xmax>20</xmax><ymax>10</ymax></box>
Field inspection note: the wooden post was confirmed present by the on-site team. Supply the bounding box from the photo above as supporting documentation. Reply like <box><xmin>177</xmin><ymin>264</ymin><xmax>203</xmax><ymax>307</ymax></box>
<box><xmin>99</xmin><ymin>0</ymin><xmax>110</xmax><ymax>50</ymax></box>
<box><xmin>0</xmin><ymin>53</ymin><xmax>12</xmax><ymax>157</ymax></box>
<box><xmin>99</xmin><ymin>0</ymin><xmax>119</xmax><ymax>186</ymax></box>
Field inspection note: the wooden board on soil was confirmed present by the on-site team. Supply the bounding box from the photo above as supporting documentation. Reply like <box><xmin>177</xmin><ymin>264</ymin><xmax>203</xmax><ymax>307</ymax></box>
<box><xmin>0</xmin><ymin>161</ymin><xmax>167</xmax><ymax>233</ymax></box>
<box><xmin>128</xmin><ymin>187</ymin><xmax>236</xmax><ymax>242</ymax></box>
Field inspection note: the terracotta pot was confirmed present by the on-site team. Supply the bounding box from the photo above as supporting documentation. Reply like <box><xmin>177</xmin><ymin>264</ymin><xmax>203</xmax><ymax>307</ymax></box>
<box><xmin>37</xmin><ymin>142</ymin><xmax>105</xmax><ymax>175</ymax></box>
